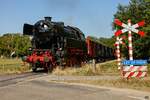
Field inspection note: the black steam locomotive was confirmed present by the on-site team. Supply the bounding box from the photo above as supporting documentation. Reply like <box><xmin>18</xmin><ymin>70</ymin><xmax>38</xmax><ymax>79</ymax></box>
<box><xmin>23</xmin><ymin>17</ymin><xmax>87</xmax><ymax>71</ymax></box>
<box><xmin>23</xmin><ymin>17</ymin><xmax>114</xmax><ymax>72</ymax></box>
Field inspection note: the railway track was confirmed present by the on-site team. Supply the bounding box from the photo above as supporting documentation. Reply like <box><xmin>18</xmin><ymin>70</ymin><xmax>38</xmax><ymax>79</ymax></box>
<box><xmin>0</xmin><ymin>71</ymin><xmax>48</xmax><ymax>87</ymax></box>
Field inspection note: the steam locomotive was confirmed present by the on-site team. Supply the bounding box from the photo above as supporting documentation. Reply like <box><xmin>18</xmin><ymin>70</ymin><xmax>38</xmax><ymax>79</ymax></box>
<box><xmin>23</xmin><ymin>17</ymin><xmax>114</xmax><ymax>72</ymax></box>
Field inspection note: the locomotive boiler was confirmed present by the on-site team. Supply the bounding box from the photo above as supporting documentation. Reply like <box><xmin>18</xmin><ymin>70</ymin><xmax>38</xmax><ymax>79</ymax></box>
<box><xmin>23</xmin><ymin>17</ymin><xmax>87</xmax><ymax>72</ymax></box>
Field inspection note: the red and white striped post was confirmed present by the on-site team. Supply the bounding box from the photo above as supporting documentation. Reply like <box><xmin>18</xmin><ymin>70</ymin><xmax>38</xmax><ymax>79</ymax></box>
<box><xmin>115</xmin><ymin>37</ymin><xmax>124</xmax><ymax>69</ymax></box>
<box><xmin>127</xmin><ymin>19</ymin><xmax>133</xmax><ymax>60</ymax></box>
<box><xmin>115</xmin><ymin>37</ymin><xmax>121</xmax><ymax>69</ymax></box>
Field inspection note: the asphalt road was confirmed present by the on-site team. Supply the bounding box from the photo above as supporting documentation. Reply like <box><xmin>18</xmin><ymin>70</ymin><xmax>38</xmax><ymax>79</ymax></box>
<box><xmin>0</xmin><ymin>74</ymin><xmax>149</xmax><ymax>100</ymax></box>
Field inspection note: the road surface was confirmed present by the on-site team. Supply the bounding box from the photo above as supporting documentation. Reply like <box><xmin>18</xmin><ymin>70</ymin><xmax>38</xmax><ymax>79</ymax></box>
<box><xmin>0</xmin><ymin>74</ymin><xmax>149</xmax><ymax>100</ymax></box>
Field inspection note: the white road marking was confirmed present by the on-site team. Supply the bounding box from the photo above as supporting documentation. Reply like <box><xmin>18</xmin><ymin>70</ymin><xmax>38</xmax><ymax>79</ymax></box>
<box><xmin>128</xmin><ymin>96</ymin><xmax>147</xmax><ymax>100</ymax></box>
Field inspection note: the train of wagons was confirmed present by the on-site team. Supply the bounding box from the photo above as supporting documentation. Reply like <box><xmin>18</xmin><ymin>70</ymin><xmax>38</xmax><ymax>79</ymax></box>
<box><xmin>23</xmin><ymin>17</ymin><xmax>114</xmax><ymax>72</ymax></box>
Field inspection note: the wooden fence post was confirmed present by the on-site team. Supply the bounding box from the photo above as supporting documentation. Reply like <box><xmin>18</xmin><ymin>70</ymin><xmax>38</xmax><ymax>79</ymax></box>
<box><xmin>92</xmin><ymin>59</ymin><xmax>96</xmax><ymax>72</ymax></box>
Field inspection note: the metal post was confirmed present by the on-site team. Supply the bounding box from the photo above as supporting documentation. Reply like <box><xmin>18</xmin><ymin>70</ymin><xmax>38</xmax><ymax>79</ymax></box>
<box><xmin>128</xmin><ymin>19</ymin><xmax>133</xmax><ymax>60</ymax></box>
<box><xmin>116</xmin><ymin>37</ymin><xmax>121</xmax><ymax>69</ymax></box>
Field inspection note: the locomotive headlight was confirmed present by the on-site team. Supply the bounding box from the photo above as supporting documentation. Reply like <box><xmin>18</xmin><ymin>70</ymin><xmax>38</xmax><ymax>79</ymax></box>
<box><xmin>38</xmin><ymin>22</ymin><xmax>50</xmax><ymax>32</ymax></box>
<box><xmin>43</xmin><ymin>24</ymin><xmax>48</xmax><ymax>30</ymax></box>
<box><xmin>40</xmin><ymin>22</ymin><xmax>49</xmax><ymax>30</ymax></box>
<box><xmin>34</xmin><ymin>19</ymin><xmax>53</xmax><ymax>33</ymax></box>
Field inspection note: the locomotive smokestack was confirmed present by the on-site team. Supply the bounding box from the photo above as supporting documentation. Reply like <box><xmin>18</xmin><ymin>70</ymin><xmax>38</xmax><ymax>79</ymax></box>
<box><xmin>44</xmin><ymin>17</ymin><xmax>52</xmax><ymax>22</ymax></box>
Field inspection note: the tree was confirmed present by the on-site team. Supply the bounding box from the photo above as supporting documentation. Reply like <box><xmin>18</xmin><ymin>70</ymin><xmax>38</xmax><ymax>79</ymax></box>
<box><xmin>113</xmin><ymin>0</ymin><xmax>150</xmax><ymax>59</ymax></box>
<box><xmin>87</xmin><ymin>36</ymin><xmax>115</xmax><ymax>48</ymax></box>
<box><xmin>0</xmin><ymin>33</ymin><xmax>31</xmax><ymax>57</ymax></box>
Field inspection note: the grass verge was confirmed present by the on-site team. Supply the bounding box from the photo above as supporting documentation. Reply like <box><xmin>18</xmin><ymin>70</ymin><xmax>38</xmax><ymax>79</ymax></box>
<box><xmin>0</xmin><ymin>58</ymin><xmax>30</xmax><ymax>74</ymax></box>
<box><xmin>56</xmin><ymin>78</ymin><xmax>150</xmax><ymax>92</ymax></box>
<box><xmin>53</xmin><ymin>60</ymin><xmax>120</xmax><ymax>76</ymax></box>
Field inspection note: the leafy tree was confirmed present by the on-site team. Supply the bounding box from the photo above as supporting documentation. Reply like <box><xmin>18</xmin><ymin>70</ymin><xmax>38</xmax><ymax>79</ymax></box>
<box><xmin>113</xmin><ymin>0</ymin><xmax>150</xmax><ymax>59</ymax></box>
<box><xmin>87</xmin><ymin>36</ymin><xmax>115</xmax><ymax>48</ymax></box>
<box><xmin>99</xmin><ymin>37</ymin><xmax>115</xmax><ymax>48</ymax></box>
<box><xmin>0</xmin><ymin>33</ymin><xmax>31</xmax><ymax>57</ymax></box>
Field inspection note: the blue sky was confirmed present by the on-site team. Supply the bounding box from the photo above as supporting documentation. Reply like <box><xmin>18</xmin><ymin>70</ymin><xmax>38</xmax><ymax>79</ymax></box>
<box><xmin>0</xmin><ymin>0</ymin><xmax>130</xmax><ymax>38</ymax></box>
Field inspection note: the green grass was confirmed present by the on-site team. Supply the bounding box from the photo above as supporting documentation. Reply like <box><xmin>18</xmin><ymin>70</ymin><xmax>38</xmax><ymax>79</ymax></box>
<box><xmin>53</xmin><ymin>60</ymin><xmax>120</xmax><ymax>76</ymax></box>
<box><xmin>0</xmin><ymin>58</ymin><xmax>30</xmax><ymax>74</ymax></box>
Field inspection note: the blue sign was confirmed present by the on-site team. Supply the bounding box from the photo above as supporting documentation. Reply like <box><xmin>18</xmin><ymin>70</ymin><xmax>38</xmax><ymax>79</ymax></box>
<box><xmin>122</xmin><ymin>60</ymin><xmax>147</xmax><ymax>65</ymax></box>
